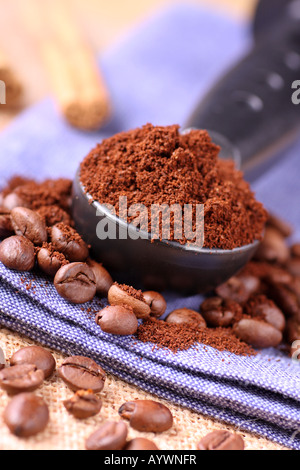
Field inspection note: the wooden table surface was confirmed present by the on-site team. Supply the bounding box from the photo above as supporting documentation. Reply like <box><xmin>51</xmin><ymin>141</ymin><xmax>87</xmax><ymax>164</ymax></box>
<box><xmin>0</xmin><ymin>0</ymin><xmax>257</xmax><ymax>129</ymax></box>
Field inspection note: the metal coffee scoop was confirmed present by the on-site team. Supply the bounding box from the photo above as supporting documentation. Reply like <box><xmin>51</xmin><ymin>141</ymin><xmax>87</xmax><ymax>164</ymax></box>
<box><xmin>72</xmin><ymin>0</ymin><xmax>300</xmax><ymax>293</ymax></box>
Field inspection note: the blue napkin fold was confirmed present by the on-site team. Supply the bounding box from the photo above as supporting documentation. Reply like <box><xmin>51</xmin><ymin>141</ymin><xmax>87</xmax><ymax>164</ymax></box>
<box><xmin>1</xmin><ymin>4</ymin><xmax>300</xmax><ymax>449</ymax></box>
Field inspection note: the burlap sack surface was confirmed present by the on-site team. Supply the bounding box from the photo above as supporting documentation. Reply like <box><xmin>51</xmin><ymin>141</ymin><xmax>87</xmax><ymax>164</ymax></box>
<box><xmin>0</xmin><ymin>327</ymin><xmax>286</xmax><ymax>450</ymax></box>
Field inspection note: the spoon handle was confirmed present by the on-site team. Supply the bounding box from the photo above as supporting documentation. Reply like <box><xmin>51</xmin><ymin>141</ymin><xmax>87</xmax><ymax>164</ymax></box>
<box><xmin>185</xmin><ymin>20</ymin><xmax>300</xmax><ymax>181</ymax></box>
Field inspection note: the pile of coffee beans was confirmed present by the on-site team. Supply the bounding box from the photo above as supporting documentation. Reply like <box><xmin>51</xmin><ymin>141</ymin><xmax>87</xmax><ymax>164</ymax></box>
<box><xmin>1</xmin><ymin>176</ymin><xmax>300</xmax><ymax>357</ymax></box>
<box><xmin>1</xmin><ymin>344</ymin><xmax>245</xmax><ymax>450</ymax></box>
<box><xmin>0</xmin><ymin>178</ymin><xmax>113</xmax><ymax>304</ymax></box>
<box><xmin>0</xmin><ymin>346</ymin><xmax>55</xmax><ymax>437</ymax></box>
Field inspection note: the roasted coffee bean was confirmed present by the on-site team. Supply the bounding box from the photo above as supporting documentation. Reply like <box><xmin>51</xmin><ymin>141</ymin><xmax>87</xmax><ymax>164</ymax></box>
<box><xmin>143</xmin><ymin>291</ymin><xmax>167</xmax><ymax>318</ymax></box>
<box><xmin>0</xmin><ymin>364</ymin><xmax>44</xmax><ymax>395</ymax></box>
<box><xmin>95</xmin><ymin>305</ymin><xmax>138</xmax><ymax>336</ymax></box>
<box><xmin>85</xmin><ymin>421</ymin><xmax>128</xmax><ymax>450</ymax></box>
<box><xmin>291</xmin><ymin>244</ymin><xmax>300</xmax><ymax>258</ymax></box>
<box><xmin>118</xmin><ymin>400</ymin><xmax>173</xmax><ymax>432</ymax></box>
<box><xmin>37</xmin><ymin>245</ymin><xmax>68</xmax><ymax>277</ymax></box>
<box><xmin>63</xmin><ymin>389</ymin><xmax>102</xmax><ymax>419</ymax></box>
<box><xmin>254</xmin><ymin>227</ymin><xmax>290</xmax><ymax>264</ymax></box>
<box><xmin>3</xmin><ymin>192</ymin><xmax>28</xmax><ymax>211</ymax></box>
<box><xmin>11</xmin><ymin>207</ymin><xmax>47</xmax><ymax>246</ymax></box>
<box><xmin>236</xmin><ymin>273</ymin><xmax>261</xmax><ymax>297</ymax></box>
<box><xmin>268</xmin><ymin>283</ymin><xmax>300</xmax><ymax>319</ymax></box>
<box><xmin>286</xmin><ymin>318</ymin><xmax>300</xmax><ymax>345</ymax></box>
<box><xmin>58</xmin><ymin>356</ymin><xmax>106</xmax><ymax>392</ymax></box>
<box><xmin>3</xmin><ymin>392</ymin><xmax>49</xmax><ymax>437</ymax></box>
<box><xmin>215</xmin><ymin>277</ymin><xmax>251</xmax><ymax>304</ymax></box>
<box><xmin>291</xmin><ymin>277</ymin><xmax>300</xmax><ymax>301</ymax></box>
<box><xmin>267</xmin><ymin>213</ymin><xmax>293</xmax><ymax>238</ymax></box>
<box><xmin>166</xmin><ymin>308</ymin><xmax>206</xmax><ymax>328</ymax></box>
<box><xmin>233</xmin><ymin>319</ymin><xmax>282</xmax><ymax>349</ymax></box>
<box><xmin>125</xmin><ymin>438</ymin><xmax>159</xmax><ymax>450</ymax></box>
<box><xmin>245</xmin><ymin>296</ymin><xmax>285</xmax><ymax>332</ymax></box>
<box><xmin>286</xmin><ymin>258</ymin><xmax>300</xmax><ymax>278</ymax></box>
<box><xmin>0</xmin><ymin>235</ymin><xmax>35</xmax><ymax>271</ymax></box>
<box><xmin>200</xmin><ymin>297</ymin><xmax>241</xmax><ymax>328</ymax></box>
<box><xmin>264</xmin><ymin>265</ymin><xmax>293</xmax><ymax>285</ymax></box>
<box><xmin>197</xmin><ymin>430</ymin><xmax>245</xmax><ymax>451</ymax></box>
<box><xmin>10</xmin><ymin>346</ymin><xmax>56</xmax><ymax>379</ymax></box>
<box><xmin>108</xmin><ymin>283</ymin><xmax>150</xmax><ymax>319</ymax></box>
<box><xmin>0</xmin><ymin>208</ymin><xmax>13</xmax><ymax>238</ymax></box>
<box><xmin>50</xmin><ymin>223</ymin><xmax>89</xmax><ymax>262</ymax></box>
<box><xmin>86</xmin><ymin>258</ymin><xmax>113</xmax><ymax>297</ymax></box>
<box><xmin>54</xmin><ymin>262</ymin><xmax>96</xmax><ymax>304</ymax></box>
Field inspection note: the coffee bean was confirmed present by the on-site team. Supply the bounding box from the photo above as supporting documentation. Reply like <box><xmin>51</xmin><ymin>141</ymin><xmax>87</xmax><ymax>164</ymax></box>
<box><xmin>267</xmin><ymin>213</ymin><xmax>293</xmax><ymax>238</ymax></box>
<box><xmin>85</xmin><ymin>421</ymin><xmax>128</xmax><ymax>450</ymax></box>
<box><xmin>166</xmin><ymin>308</ymin><xmax>206</xmax><ymax>328</ymax></box>
<box><xmin>201</xmin><ymin>297</ymin><xmax>241</xmax><ymax>328</ymax></box>
<box><xmin>58</xmin><ymin>356</ymin><xmax>106</xmax><ymax>392</ymax></box>
<box><xmin>264</xmin><ymin>265</ymin><xmax>293</xmax><ymax>285</ymax></box>
<box><xmin>118</xmin><ymin>400</ymin><xmax>173</xmax><ymax>432</ymax></box>
<box><xmin>291</xmin><ymin>277</ymin><xmax>300</xmax><ymax>301</ymax></box>
<box><xmin>286</xmin><ymin>258</ymin><xmax>300</xmax><ymax>278</ymax></box>
<box><xmin>291</xmin><ymin>244</ymin><xmax>300</xmax><ymax>258</ymax></box>
<box><xmin>286</xmin><ymin>318</ymin><xmax>300</xmax><ymax>345</ymax></box>
<box><xmin>254</xmin><ymin>227</ymin><xmax>290</xmax><ymax>264</ymax></box>
<box><xmin>3</xmin><ymin>392</ymin><xmax>49</xmax><ymax>437</ymax></box>
<box><xmin>37</xmin><ymin>245</ymin><xmax>68</xmax><ymax>277</ymax></box>
<box><xmin>108</xmin><ymin>283</ymin><xmax>150</xmax><ymax>319</ymax></box>
<box><xmin>86</xmin><ymin>258</ymin><xmax>113</xmax><ymax>297</ymax></box>
<box><xmin>245</xmin><ymin>296</ymin><xmax>285</xmax><ymax>332</ymax></box>
<box><xmin>125</xmin><ymin>438</ymin><xmax>159</xmax><ymax>450</ymax></box>
<box><xmin>50</xmin><ymin>223</ymin><xmax>89</xmax><ymax>262</ymax></box>
<box><xmin>95</xmin><ymin>305</ymin><xmax>138</xmax><ymax>336</ymax></box>
<box><xmin>268</xmin><ymin>283</ymin><xmax>300</xmax><ymax>318</ymax></box>
<box><xmin>197</xmin><ymin>430</ymin><xmax>245</xmax><ymax>451</ymax></box>
<box><xmin>0</xmin><ymin>208</ymin><xmax>13</xmax><ymax>238</ymax></box>
<box><xmin>54</xmin><ymin>262</ymin><xmax>96</xmax><ymax>303</ymax></box>
<box><xmin>3</xmin><ymin>192</ymin><xmax>28</xmax><ymax>211</ymax></box>
<box><xmin>236</xmin><ymin>272</ymin><xmax>261</xmax><ymax>297</ymax></box>
<box><xmin>215</xmin><ymin>276</ymin><xmax>251</xmax><ymax>304</ymax></box>
<box><xmin>0</xmin><ymin>364</ymin><xmax>44</xmax><ymax>395</ymax></box>
<box><xmin>63</xmin><ymin>389</ymin><xmax>102</xmax><ymax>419</ymax></box>
<box><xmin>0</xmin><ymin>235</ymin><xmax>35</xmax><ymax>271</ymax></box>
<box><xmin>233</xmin><ymin>319</ymin><xmax>282</xmax><ymax>349</ymax></box>
<box><xmin>11</xmin><ymin>207</ymin><xmax>48</xmax><ymax>246</ymax></box>
<box><xmin>10</xmin><ymin>346</ymin><xmax>56</xmax><ymax>379</ymax></box>
<box><xmin>143</xmin><ymin>291</ymin><xmax>167</xmax><ymax>318</ymax></box>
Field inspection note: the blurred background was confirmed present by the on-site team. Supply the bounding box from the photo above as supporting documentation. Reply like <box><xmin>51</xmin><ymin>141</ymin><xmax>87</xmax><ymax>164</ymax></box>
<box><xmin>0</xmin><ymin>0</ymin><xmax>257</xmax><ymax>129</ymax></box>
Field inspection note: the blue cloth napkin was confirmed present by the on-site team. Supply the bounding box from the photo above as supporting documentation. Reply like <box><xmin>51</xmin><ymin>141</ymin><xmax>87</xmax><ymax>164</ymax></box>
<box><xmin>1</xmin><ymin>4</ymin><xmax>300</xmax><ymax>449</ymax></box>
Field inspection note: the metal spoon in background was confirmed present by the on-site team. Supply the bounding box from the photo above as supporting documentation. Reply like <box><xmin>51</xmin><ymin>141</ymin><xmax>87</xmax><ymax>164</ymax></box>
<box><xmin>72</xmin><ymin>0</ymin><xmax>300</xmax><ymax>293</ymax></box>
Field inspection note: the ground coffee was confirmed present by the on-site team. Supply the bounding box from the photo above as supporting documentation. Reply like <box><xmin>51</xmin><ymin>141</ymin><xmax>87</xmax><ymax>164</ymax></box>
<box><xmin>136</xmin><ymin>318</ymin><xmax>255</xmax><ymax>356</ymax></box>
<box><xmin>80</xmin><ymin>124</ymin><xmax>267</xmax><ymax>249</ymax></box>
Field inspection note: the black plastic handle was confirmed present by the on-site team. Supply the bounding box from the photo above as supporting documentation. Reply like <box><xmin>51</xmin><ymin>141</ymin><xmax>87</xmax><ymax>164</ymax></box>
<box><xmin>185</xmin><ymin>17</ymin><xmax>300</xmax><ymax>181</ymax></box>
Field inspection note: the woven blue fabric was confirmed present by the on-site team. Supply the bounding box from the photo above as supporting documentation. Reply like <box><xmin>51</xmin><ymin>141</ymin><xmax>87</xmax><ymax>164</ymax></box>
<box><xmin>1</xmin><ymin>4</ymin><xmax>300</xmax><ymax>449</ymax></box>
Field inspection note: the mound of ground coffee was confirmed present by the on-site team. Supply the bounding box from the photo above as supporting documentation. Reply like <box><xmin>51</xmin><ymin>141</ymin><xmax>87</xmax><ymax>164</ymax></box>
<box><xmin>136</xmin><ymin>318</ymin><xmax>255</xmax><ymax>356</ymax></box>
<box><xmin>80</xmin><ymin>124</ymin><xmax>267</xmax><ymax>249</ymax></box>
